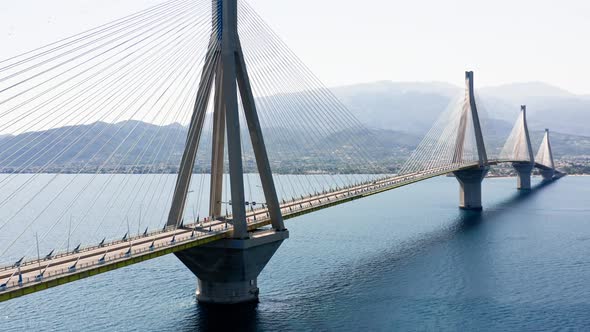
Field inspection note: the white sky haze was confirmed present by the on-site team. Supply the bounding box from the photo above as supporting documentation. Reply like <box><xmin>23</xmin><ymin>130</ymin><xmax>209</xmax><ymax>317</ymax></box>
<box><xmin>0</xmin><ymin>0</ymin><xmax>589</xmax><ymax>94</ymax></box>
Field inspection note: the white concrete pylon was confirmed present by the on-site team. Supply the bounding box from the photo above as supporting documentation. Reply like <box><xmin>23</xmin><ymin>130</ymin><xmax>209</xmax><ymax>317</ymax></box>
<box><xmin>166</xmin><ymin>0</ymin><xmax>284</xmax><ymax>237</ymax></box>
<box><xmin>536</xmin><ymin>129</ymin><xmax>555</xmax><ymax>169</ymax></box>
<box><xmin>452</xmin><ymin>71</ymin><xmax>488</xmax><ymax>167</ymax></box>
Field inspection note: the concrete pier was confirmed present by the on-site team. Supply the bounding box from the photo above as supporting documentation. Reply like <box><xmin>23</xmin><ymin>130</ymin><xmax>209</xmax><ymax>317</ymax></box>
<box><xmin>541</xmin><ymin>169</ymin><xmax>555</xmax><ymax>181</ymax></box>
<box><xmin>453</xmin><ymin>167</ymin><xmax>489</xmax><ymax>210</ymax></box>
<box><xmin>512</xmin><ymin>162</ymin><xmax>534</xmax><ymax>190</ymax></box>
<box><xmin>175</xmin><ymin>229</ymin><xmax>288</xmax><ymax>304</ymax></box>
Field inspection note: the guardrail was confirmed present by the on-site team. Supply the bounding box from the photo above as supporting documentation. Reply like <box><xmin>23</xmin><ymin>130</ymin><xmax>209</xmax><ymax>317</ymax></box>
<box><xmin>0</xmin><ymin>225</ymin><xmax>188</xmax><ymax>273</ymax></box>
<box><xmin>0</xmin><ymin>225</ymin><xmax>231</xmax><ymax>293</ymax></box>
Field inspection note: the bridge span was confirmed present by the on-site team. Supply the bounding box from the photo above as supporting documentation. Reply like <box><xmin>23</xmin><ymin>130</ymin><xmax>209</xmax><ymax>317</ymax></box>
<box><xmin>0</xmin><ymin>158</ymin><xmax>563</xmax><ymax>302</ymax></box>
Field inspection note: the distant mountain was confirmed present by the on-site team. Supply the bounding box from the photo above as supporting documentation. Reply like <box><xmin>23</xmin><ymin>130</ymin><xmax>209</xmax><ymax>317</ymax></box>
<box><xmin>479</xmin><ymin>82</ymin><xmax>574</xmax><ymax>100</ymax></box>
<box><xmin>333</xmin><ymin>80</ymin><xmax>590</xmax><ymax>137</ymax></box>
<box><xmin>0</xmin><ymin>80</ymin><xmax>588</xmax><ymax>173</ymax></box>
<box><xmin>0</xmin><ymin>121</ymin><xmax>420</xmax><ymax>173</ymax></box>
<box><xmin>0</xmin><ymin>118</ymin><xmax>586</xmax><ymax>174</ymax></box>
<box><xmin>478</xmin><ymin>82</ymin><xmax>590</xmax><ymax>136</ymax></box>
<box><xmin>332</xmin><ymin>81</ymin><xmax>461</xmax><ymax>135</ymax></box>
<box><xmin>0</xmin><ymin>121</ymin><xmax>187</xmax><ymax>173</ymax></box>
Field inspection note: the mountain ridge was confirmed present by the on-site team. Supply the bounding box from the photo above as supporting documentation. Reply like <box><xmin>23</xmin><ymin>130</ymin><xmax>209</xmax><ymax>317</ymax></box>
<box><xmin>0</xmin><ymin>80</ymin><xmax>587</xmax><ymax>173</ymax></box>
<box><xmin>332</xmin><ymin>80</ymin><xmax>590</xmax><ymax>136</ymax></box>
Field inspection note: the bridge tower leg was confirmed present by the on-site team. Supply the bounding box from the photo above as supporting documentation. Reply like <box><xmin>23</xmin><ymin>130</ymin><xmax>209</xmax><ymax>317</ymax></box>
<box><xmin>452</xmin><ymin>71</ymin><xmax>489</xmax><ymax>210</ymax></box>
<box><xmin>166</xmin><ymin>0</ymin><xmax>288</xmax><ymax>304</ymax></box>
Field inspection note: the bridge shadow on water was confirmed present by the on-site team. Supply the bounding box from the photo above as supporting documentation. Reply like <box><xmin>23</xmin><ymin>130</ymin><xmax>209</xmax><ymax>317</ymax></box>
<box><xmin>456</xmin><ymin>178</ymin><xmax>556</xmax><ymax>233</ymax></box>
<box><xmin>186</xmin><ymin>302</ymin><xmax>261</xmax><ymax>332</ymax></box>
<box><xmin>181</xmin><ymin>179</ymin><xmax>559</xmax><ymax>331</ymax></box>
<box><xmin>304</xmin><ymin>178</ymin><xmax>561</xmax><ymax>294</ymax></box>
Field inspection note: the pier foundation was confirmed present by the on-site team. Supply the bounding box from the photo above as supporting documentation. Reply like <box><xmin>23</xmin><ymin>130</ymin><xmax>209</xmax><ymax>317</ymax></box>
<box><xmin>512</xmin><ymin>162</ymin><xmax>534</xmax><ymax>190</ymax></box>
<box><xmin>541</xmin><ymin>169</ymin><xmax>555</xmax><ymax>181</ymax></box>
<box><xmin>175</xmin><ymin>229</ymin><xmax>288</xmax><ymax>304</ymax></box>
<box><xmin>453</xmin><ymin>167</ymin><xmax>489</xmax><ymax>210</ymax></box>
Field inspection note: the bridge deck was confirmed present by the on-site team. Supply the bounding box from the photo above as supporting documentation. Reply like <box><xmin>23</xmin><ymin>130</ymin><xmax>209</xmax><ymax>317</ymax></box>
<box><xmin>0</xmin><ymin>160</ymin><xmax>560</xmax><ymax>302</ymax></box>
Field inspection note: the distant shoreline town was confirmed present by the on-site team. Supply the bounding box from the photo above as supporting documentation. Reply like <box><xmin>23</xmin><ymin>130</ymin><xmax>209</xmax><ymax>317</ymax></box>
<box><xmin>0</xmin><ymin>157</ymin><xmax>587</xmax><ymax>176</ymax></box>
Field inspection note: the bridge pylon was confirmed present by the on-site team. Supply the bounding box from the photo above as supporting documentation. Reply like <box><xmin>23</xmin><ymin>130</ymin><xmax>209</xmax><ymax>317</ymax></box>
<box><xmin>166</xmin><ymin>0</ymin><xmax>288</xmax><ymax>304</ymax></box>
<box><xmin>501</xmin><ymin>105</ymin><xmax>535</xmax><ymax>189</ymax></box>
<box><xmin>452</xmin><ymin>71</ymin><xmax>489</xmax><ymax>210</ymax></box>
<box><xmin>536</xmin><ymin>129</ymin><xmax>556</xmax><ymax>180</ymax></box>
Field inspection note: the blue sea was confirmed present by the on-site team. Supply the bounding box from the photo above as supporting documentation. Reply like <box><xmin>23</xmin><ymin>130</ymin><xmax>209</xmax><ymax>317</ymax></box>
<box><xmin>1</xmin><ymin>175</ymin><xmax>589</xmax><ymax>331</ymax></box>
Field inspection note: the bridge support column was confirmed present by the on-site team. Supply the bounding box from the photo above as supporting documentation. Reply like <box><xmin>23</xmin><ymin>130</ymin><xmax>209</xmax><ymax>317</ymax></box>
<box><xmin>541</xmin><ymin>169</ymin><xmax>555</xmax><ymax>181</ymax></box>
<box><xmin>453</xmin><ymin>167</ymin><xmax>489</xmax><ymax>210</ymax></box>
<box><xmin>175</xmin><ymin>230</ymin><xmax>288</xmax><ymax>304</ymax></box>
<box><xmin>512</xmin><ymin>162</ymin><xmax>534</xmax><ymax>190</ymax></box>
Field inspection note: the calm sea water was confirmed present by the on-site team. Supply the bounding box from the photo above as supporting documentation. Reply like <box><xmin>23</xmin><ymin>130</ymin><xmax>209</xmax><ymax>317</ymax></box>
<box><xmin>1</xmin><ymin>175</ymin><xmax>589</xmax><ymax>331</ymax></box>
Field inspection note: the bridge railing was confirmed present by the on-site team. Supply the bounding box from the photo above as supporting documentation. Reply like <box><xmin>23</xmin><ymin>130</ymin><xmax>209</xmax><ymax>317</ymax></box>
<box><xmin>0</xmin><ymin>224</ymin><xmax>233</xmax><ymax>293</ymax></box>
<box><xmin>0</xmin><ymin>225</ymin><xmax>187</xmax><ymax>272</ymax></box>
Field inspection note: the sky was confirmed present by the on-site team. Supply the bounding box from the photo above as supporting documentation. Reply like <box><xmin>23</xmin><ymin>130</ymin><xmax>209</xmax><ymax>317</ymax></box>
<box><xmin>0</xmin><ymin>0</ymin><xmax>589</xmax><ymax>94</ymax></box>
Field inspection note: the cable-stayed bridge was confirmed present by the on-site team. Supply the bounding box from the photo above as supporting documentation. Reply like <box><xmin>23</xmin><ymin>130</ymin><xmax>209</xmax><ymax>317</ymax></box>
<box><xmin>0</xmin><ymin>0</ymin><xmax>564</xmax><ymax>304</ymax></box>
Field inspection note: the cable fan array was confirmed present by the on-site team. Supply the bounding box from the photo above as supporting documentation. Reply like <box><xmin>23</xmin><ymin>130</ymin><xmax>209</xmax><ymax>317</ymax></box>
<box><xmin>0</xmin><ymin>0</ymin><xmax>222</xmax><ymax>264</ymax></box>
<box><xmin>398</xmin><ymin>93</ymin><xmax>487</xmax><ymax>176</ymax></box>
<box><xmin>0</xmin><ymin>0</ymin><xmax>388</xmax><ymax>265</ymax></box>
<box><xmin>498</xmin><ymin>110</ymin><xmax>533</xmax><ymax>162</ymax></box>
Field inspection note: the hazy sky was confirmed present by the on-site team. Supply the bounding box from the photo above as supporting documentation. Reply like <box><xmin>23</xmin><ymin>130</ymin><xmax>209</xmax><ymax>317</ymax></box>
<box><xmin>1</xmin><ymin>0</ymin><xmax>589</xmax><ymax>94</ymax></box>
